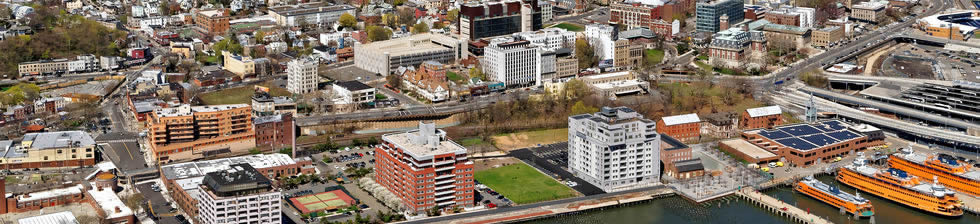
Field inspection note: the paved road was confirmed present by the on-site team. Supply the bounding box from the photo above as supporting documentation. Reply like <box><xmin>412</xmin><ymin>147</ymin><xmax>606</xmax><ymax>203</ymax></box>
<box><xmin>400</xmin><ymin>185</ymin><xmax>668</xmax><ymax>224</ymax></box>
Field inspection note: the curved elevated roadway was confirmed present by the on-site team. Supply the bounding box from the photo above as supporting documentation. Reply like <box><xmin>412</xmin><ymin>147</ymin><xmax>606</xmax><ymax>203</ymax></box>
<box><xmin>799</xmin><ymin>86</ymin><xmax>980</xmax><ymax>131</ymax></box>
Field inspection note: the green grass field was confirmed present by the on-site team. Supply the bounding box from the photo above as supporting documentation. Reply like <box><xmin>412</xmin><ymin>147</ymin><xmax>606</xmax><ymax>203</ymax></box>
<box><xmin>475</xmin><ymin>163</ymin><xmax>578</xmax><ymax>204</ymax></box>
<box><xmin>646</xmin><ymin>49</ymin><xmax>665</xmax><ymax>65</ymax></box>
<box><xmin>456</xmin><ymin>137</ymin><xmax>487</xmax><ymax>147</ymax></box>
<box><xmin>694</xmin><ymin>60</ymin><xmax>712</xmax><ymax>72</ymax></box>
<box><xmin>199</xmin><ymin>83</ymin><xmax>292</xmax><ymax>105</ymax></box>
<box><xmin>447</xmin><ymin>71</ymin><xmax>464</xmax><ymax>82</ymax></box>
<box><xmin>553</xmin><ymin>23</ymin><xmax>585</xmax><ymax>32</ymax></box>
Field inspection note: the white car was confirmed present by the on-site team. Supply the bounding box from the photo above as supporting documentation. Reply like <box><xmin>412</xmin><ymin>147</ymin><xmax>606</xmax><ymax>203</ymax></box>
<box><xmin>769</xmin><ymin>162</ymin><xmax>777</xmax><ymax>168</ymax></box>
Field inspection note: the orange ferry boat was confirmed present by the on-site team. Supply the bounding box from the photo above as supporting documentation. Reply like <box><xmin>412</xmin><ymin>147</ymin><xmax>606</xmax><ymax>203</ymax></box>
<box><xmin>795</xmin><ymin>176</ymin><xmax>874</xmax><ymax>218</ymax></box>
<box><xmin>837</xmin><ymin>156</ymin><xmax>963</xmax><ymax>217</ymax></box>
<box><xmin>888</xmin><ymin>149</ymin><xmax>980</xmax><ymax>197</ymax></box>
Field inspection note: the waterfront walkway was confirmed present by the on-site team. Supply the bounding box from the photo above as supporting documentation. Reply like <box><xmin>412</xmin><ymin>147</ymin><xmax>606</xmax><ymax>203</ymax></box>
<box><xmin>736</xmin><ymin>189</ymin><xmax>832</xmax><ymax>224</ymax></box>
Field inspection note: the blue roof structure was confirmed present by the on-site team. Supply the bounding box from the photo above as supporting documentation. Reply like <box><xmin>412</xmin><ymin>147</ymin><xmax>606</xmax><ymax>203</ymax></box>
<box><xmin>753</xmin><ymin>120</ymin><xmax>864</xmax><ymax>151</ymax></box>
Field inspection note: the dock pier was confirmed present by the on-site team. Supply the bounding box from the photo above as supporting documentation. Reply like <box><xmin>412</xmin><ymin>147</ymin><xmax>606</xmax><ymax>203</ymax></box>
<box><xmin>736</xmin><ymin>189</ymin><xmax>832</xmax><ymax>224</ymax></box>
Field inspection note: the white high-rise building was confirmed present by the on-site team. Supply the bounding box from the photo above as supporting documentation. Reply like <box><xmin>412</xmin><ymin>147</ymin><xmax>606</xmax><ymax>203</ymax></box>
<box><xmin>482</xmin><ymin>37</ymin><xmax>544</xmax><ymax>87</ymax></box>
<box><xmin>568</xmin><ymin>107</ymin><xmax>661</xmax><ymax>192</ymax></box>
<box><xmin>197</xmin><ymin>164</ymin><xmax>282</xmax><ymax>224</ymax></box>
<box><xmin>584</xmin><ymin>24</ymin><xmax>616</xmax><ymax>60</ymax></box>
<box><xmin>287</xmin><ymin>58</ymin><xmax>319</xmax><ymax>94</ymax></box>
<box><xmin>517</xmin><ymin>28</ymin><xmax>577</xmax><ymax>51</ymax></box>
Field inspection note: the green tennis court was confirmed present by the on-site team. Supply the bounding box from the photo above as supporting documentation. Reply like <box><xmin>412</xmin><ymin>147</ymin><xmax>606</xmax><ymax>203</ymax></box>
<box><xmin>288</xmin><ymin>190</ymin><xmax>357</xmax><ymax>214</ymax></box>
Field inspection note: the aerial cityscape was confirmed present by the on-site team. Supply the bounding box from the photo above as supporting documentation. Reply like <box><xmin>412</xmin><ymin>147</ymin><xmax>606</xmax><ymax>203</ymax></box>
<box><xmin>0</xmin><ymin>0</ymin><xmax>978</xmax><ymax>223</ymax></box>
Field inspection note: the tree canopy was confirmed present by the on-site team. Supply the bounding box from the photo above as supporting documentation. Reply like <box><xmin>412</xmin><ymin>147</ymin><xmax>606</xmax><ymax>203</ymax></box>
<box><xmin>0</xmin><ymin>10</ymin><xmax>128</xmax><ymax>78</ymax></box>
<box><xmin>412</xmin><ymin>23</ymin><xmax>429</xmax><ymax>34</ymax></box>
<box><xmin>366</xmin><ymin>26</ymin><xmax>392</xmax><ymax>42</ymax></box>
<box><xmin>339</xmin><ymin>13</ymin><xmax>357</xmax><ymax>30</ymax></box>
<box><xmin>575</xmin><ymin>38</ymin><xmax>597</xmax><ymax>69</ymax></box>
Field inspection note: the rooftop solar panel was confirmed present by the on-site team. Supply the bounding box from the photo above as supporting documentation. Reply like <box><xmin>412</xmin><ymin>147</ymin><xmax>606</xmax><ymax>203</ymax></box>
<box><xmin>826</xmin><ymin>130</ymin><xmax>860</xmax><ymax>141</ymax></box>
<box><xmin>779</xmin><ymin>125</ymin><xmax>822</xmax><ymax>136</ymax></box>
<box><xmin>759</xmin><ymin>130</ymin><xmax>792</xmax><ymax>139</ymax></box>
<box><xmin>817</xmin><ymin>120</ymin><xmax>847</xmax><ymax>131</ymax></box>
<box><xmin>775</xmin><ymin>137</ymin><xmax>818</xmax><ymax>151</ymax></box>
<box><xmin>801</xmin><ymin>134</ymin><xmax>837</xmax><ymax>147</ymax></box>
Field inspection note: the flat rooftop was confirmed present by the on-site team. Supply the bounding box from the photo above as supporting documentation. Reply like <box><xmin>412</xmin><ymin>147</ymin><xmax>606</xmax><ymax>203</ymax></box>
<box><xmin>356</xmin><ymin>33</ymin><xmax>458</xmax><ymax>58</ymax></box>
<box><xmin>746</xmin><ymin>120</ymin><xmax>864</xmax><ymax>151</ymax></box>
<box><xmin>22</xmin><ymin>131</ymin><xmax>96</xmax><ymax>150</ymax></box>
<box><xmin>382</xmin><ymin>124</ymin><xmax>466</xmax><ymax>160</ymax></box>
<box><xmin>720</xmin><ymin>138</ymin><xmax>777</xmax><ymax>160</ymax></box>
<box><xmin>161</xmin><ymin>153</ymin><xmax>299</xmax><ymax>181</ymax></box>
<box><xmin>155</xmin><ymin>104</ymin><xmax>249</xmax><ymax>117</ymax></box>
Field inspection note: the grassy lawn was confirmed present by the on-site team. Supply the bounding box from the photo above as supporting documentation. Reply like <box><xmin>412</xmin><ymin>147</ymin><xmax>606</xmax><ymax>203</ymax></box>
<box><xmin>645</xmin><ymin>49</ymin><xmax>665</xmax><ymax>65</ymax></box>
<box><xmin>199</xmin><ymin>83</ymin><xmax>291</xmax><ymax>105</ymax></box>
<box><xmin>696</xmin><ymin>55</ymin><xmax>709</xmax><ymax>61</ymax></box>
<box><xmin>457</xmin><ymin>137</ymin><xmax>487</xmax><ymax>147</ymax></box>
<box><xmin>375</xmin><ymin>93</ymin><xmax>388</xmax><ymax>100</ymax></box>
<box><xmin>447</xmin><ymin>71</ymin><xmax>464</xmax><ymax>82</ymax></box>
<box><xmin>475</xmin><ymin>163</ymin><xmax>578</xmax><ymax>204</ymax></box>
<box><xmin>491</xmin><ymin>128</ymin><xmax>568</xmax><ymax>151</ymax></box>
<box><xmin>694</xmin><ymin>60</ymin><xmax>712</xmax><ymax>72</ymax></box>
<box><xmin>553</xmin><ymin>23</ymin><xmax>585</xmax><ymax>32</ymax></box>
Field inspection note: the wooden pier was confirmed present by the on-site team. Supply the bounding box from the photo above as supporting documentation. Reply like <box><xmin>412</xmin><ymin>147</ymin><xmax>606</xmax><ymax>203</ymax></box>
<box><xmin>736</xmin><ymin>189</ymin><xmax>833</xmax><ymax>224</ymax></box>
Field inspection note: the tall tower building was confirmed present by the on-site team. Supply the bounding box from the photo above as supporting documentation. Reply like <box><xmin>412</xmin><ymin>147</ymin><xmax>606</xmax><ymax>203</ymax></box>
<box><xmin>568</xmin><ymin>107</ymin><xmax>661</xmax><ymax>192</ymax></box>
<box><xmin>287</xmin><ymin>58</ymin><xmax>319</xmax><ymax>94</ymax></box>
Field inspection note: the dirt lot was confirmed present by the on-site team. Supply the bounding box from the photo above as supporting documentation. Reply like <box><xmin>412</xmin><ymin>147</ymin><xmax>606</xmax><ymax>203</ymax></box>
<box><xmin>891</xmin><ymin>57</ymin><xmax>936</xmax><ymax>79</ymax></box>
<box><xmin>491</xmin><ymin>128</ymin><xmax>568</xmax><ymax>151</ymax></box>
<box><xmin>473</xmin><ymin>157</ymin><xmax>522</xmax><ymax>171</ymax></box>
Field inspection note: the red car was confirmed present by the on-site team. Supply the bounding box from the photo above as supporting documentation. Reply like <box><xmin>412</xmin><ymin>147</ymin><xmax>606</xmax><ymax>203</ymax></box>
<box><xmin>487</xmin><ymin>203</ymin><xmax>497</xmax><ymax>208</ymax></box>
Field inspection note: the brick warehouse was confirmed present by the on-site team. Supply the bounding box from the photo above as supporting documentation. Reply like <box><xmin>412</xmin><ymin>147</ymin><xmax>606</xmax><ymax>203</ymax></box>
<box><xmin>739</xmin><ymin>120</ymin><xmax>885</xmax><ymax>167</ymax></box>
<box><xmin>374</xmin><ymin>122</ymin><xmax>475</xmax><ymax>213</ymax></box>
<box><xmin>657</xmin><ymin>113</ymin><xmax>701</xmax><ymax>143</ymax></box>
<box><xmin>740</xmin><ymin>106</ymin><xmax>783</xmax><ymax>130</ymax></box>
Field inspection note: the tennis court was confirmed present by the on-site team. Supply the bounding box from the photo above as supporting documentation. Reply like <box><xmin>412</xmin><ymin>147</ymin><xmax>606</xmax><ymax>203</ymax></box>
<box><xmin>288</xmin><ymin>190</ymin><xmax>357</xmax><ymax>214</ymax></box>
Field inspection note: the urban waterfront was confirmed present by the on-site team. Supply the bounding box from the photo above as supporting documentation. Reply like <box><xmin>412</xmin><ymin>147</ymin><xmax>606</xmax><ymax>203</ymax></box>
<box><xmin>524</xmin><ymin>175</ymin><xmax>980</xmax><ymax>224</ymax></box>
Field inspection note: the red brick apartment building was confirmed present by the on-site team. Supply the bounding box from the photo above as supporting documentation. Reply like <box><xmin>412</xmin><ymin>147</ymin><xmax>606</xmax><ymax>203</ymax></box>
<box><xmin>739</xmin><ymin>120</ymin><xmax>885</xmax><ymax>167</ymax></box>
<box><xmin>740</xmin><ymin>106</ymin><xmax>784</xmax><ymax>129</ymax></box>
<box><xmin>610</xmin><ymin>0</ymin><xmax>694</xmax><ymax>36</ymax></box>
<box><xmin>193</xmin><ymin>9</ymin><xmax>230</xmax><ymax>35</ymax></box>
<box><xmin>147</xmin><ymin>104</ymin><xmax>255</xmax><ymax>163</ymax></box>
<box><xmin>254</xmin><ymin>113</ymin><xmax>294</xmax><ymax>151</ymax></box>
<box><xmin>656</xmin><ymin>113</ymin><xmax>701</xmax><ymax>143</ymax></box>
<box><xmin>374</xmin><ymin>122</ymin><xmax>475</xmax><ymax>213</ymax></box>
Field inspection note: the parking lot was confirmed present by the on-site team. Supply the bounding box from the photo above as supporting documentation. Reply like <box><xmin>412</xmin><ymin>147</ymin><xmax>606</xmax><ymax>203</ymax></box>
<box><xmin>316</xmin><ymin>145</ymin><xmax>378</xmax><ymax>174</ymax></box>
<box><xmin>136</xmin><ymin>181</ymin><xmax>181</xmax><ymax>223</ymax></box>
<box><xmin>474</xmin><ymin>182</ymin><xmax>513</xmax><ymax>208</ymax></box>
<box><xmin>510</xmin><ymin>142</ymin><xmax>606</xmax><ymax>196</ymax></box>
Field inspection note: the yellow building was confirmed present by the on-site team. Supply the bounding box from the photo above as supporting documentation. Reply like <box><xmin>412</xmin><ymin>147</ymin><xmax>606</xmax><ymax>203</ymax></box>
<box><xmin>811</xmin><ymin>26</ymin><xmax>844</xmax><ymax>48</ymax></box>
<box><xmin>171</xmin><ymin>45</ymin><xmax>193</xmax><ymax>59</ymax></box>
<box><xmin>0</xmin><ymin>131</ymin><xmax>97</xmax><ymax>169</ymax></box>
<box><xmin>222</xmin><ymin>51</ymin><xmax>256</xmax><ymax>78</ymax></box>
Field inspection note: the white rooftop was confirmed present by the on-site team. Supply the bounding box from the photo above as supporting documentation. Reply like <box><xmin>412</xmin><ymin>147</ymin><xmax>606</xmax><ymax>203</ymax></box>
<box><xmin>661</xmin><ymin>113</ymin><xmax>701</xmax><ymax>126</ymax></box>
<box><xmin>18</xmin><ymin>184</ymin><xmax>84</xmax><ymax>202</ymax></box>
<box><xmin>87</xmin><ymin>183</ymin><xmax>133</xmax><ymax>219</ymax></box>
<box><xmin>155</xmin><ymin>104</ymin><xmax>249</xmax><ymax>117</ymax></box>
<box><xmin>746</xmin><ymin>106</ymin><xmax>782</xmax><ymax>118</ymax></box>
<box><xmin>18</xmin><ymin>211</ymin><xmax>77</xmax><ymax>224</ymax></box>
<box><xmin>161</xmin><ymin>153</ymin><xmax>299</xmax><ymax>180</ymax></box>
<box><xmin>382</xmin><ymin>122</ymin><xmax>467</xmax><ymax>161</ymax></box>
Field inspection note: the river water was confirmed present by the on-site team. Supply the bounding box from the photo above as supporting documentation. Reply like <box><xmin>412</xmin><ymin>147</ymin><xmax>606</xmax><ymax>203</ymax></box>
<box><xmin>523</xmin><ymin>175</ymin><xmax>980</xmax><ymax>224</ymax></box>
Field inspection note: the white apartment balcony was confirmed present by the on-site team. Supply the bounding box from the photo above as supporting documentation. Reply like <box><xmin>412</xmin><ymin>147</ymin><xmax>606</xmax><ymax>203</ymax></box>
<box><xmin>434</xmin><ymin>189</ymin><xmax>455</xmax><ymax>195</ymax></box>
<box><xmin>434</xmin><ymin>160</ymin><xmax>456</xmax><ymax>166</ymax></box>
<box><xmin>435</xmin><ymin>179</ymin><xmax>455</xmax><ymax>186</ymax></box>
<box><xmin>437</xmin><ymin>200</ymin><xmax>457</xmax><ymax>206</ymax></box>
<box><xmin>435</xmin><ymin>173</ymin><xmax>455</xmax><ymax>179</ymax></box>
<box><xmin>435</xmin><ymin>166</ymin><xmax>455</xmax><ymax>172</ymax></box>
<box><xmin>435</xmin><ymin>184</ymin><xmax>455</xmax><ymax>191</ymax></box>
<box><xmin>435</xmin><ymin>195</ymin><xmax>455</xmax><ymax>202</ymax></box>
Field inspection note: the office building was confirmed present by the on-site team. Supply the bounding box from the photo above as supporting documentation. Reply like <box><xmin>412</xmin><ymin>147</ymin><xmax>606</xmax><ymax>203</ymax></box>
<box><xmin>0</xmin><ymin>131</ymin><xmax>97</xmax><ymax>169</ymax></box>
<box><xmin>614</xmin><ymin>39</ymin><xmax>644</xmax><ymax>68</ymax></box>
<box><xmin>482</xmin><ymin>37</ymin><xmax>544</xmax><ymax>87</ymax></box>
<box><xmin>268</xmin><ymin>3</ymin><xmax>357</xmax><ymax>27</ymax></box>
<box><xmin>568</xmin><ymin>107</ymin><xmax>661</xmax><ymax>192</ymax></box>
<box><xmin>739</xmin><ymin>120</ymin><xmax>883</xmax><ymax>167</ymax></box>
<box><xmin>193</xmin><ymin>9</ymin><xmax>230</xmax><ymax>35</ymax></box>
<box><xmin>516</xmin><ymin>28</ymin><xmax>577</xmax><ymax>50</ymax></box>
<box><xmin>851</xmin><ymin>1</ymin><xmax>887</xmax><ymax>23</ymax></box>
<box><xmin>254</xmin><ymin>113</ymin><xmax>294</xmax><ymax>151</ymax></box>
<box><xmin>354</xmin><ymin>33</ymin><xmax>462</xmax><ymax>76</ymax></box>
<box><xmin>373</xmin><ymin>122</ymin><xmax>475</xmax><ymax>213</ymax></box>
<box><xmin>740</xmin><ymin>106</ymin><xmax>783</xmax><ymax>129</ymax></box>
<box><xmin>610</xmin><ymin>0</ymin><xmax>694</xmax><ymax>31</ymax></box>
<box><xmin>161</xmin><ymin>154</ymin><xmax>314</xmax><ymax>221</ymax></box>
<box><xmin>331</xmin><ymin>80</ymin><xmax>377</xmax><ymax>108</ymax></box>
<box><xmin>811</xmin><ymin>26</ymin><xmax>844</xmax><ymax>48</ymax></box>
<box><xmin>766</xmin><ymin>6</ymin><xmax>816</xmax><ymax>28</ymax></box>
<box><xmin>762</xmin><ymin>23</ymin><xmax>811</xmax><ymax>50</ymax></box>
<box><xmin>656</xmin><ymin>113</ymin><xmax>701</xmax><ymax>143</ymax></box>
<box><xmin>147</xmin><ymin>104</ymin><xmax>255</xmax><ymax>163</ymax></box>
<box><xmin>222</xmin><ymin>51</ymin><xmax>256</xmax><ymax>78</ymax></box>
<box><xmin>197</xmin><ymin>164</ymin><xmax>282</xmax><ymax>224</ymax></box>
<box><xmin>578</xmin><ymin>71</ymin><xmax>651</xmax><ymax>97</ymax></box>
<box><xmin>695</xmin><ymin>0</ymin><xmax>745</xmax><ymax>33</ymax></box>
<box><xmin>287</xmin><ymin>58</ymin><xmax>319</xmax><ymax>94</ymax></box>
<box><xmin>18</xmin><ymin>59</ymin><xmax>69</xmax><ymax>76</ymax></box>
<box><xmin>458</xmin><ymin>0</ymin><xmax>543</xmax><ymax>40</ymax></box>
<box><xmin>707</xmin><ymin>26</ymin><xmax>767</xmax><ymax>68</ymax></box>
<box><xmin>251</xmin><ymin>92</ymin><xmax>297</xmax><ymax>116</ymax></box>
<box><xmin>584</xmin><ymin>24</ymin><xmax>616</xmax><ymax>60</ymax></box>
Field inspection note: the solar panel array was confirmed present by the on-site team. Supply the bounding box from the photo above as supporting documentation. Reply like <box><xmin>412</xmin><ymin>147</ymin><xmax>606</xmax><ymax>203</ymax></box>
<box><xmin>757</xmin><ymin>121</ymin><xmax>863</xmax><ymax>151</ymax></box>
